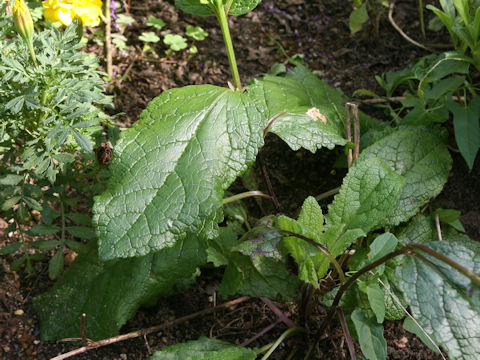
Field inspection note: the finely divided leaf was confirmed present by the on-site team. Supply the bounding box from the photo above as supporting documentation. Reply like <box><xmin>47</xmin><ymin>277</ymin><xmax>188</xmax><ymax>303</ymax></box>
<box><xmin>33</xmin><ymin>238</ymin><xmax>206</xmax><ymax>341</ymax></box>
<box><xmin>93</xmin><ymin>85</ymin><xmax>263</xmax><ymax>259</ymax></box>
<box><xmin>359</xmin><ymin>127</ymin><xmax>451</xmax><ymax>226</ymax></box>
<box><xmin>147</xmin><ymin>336</ymin><xmax>257</xmax><ymax>359</ymax></box>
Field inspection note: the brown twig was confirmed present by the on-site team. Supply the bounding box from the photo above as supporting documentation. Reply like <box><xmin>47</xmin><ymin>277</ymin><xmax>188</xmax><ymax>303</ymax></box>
<box><xmin>388</xmin><ymin>2</ymin><xmax>433</xmax><ymax>52</ymax></box>
<box><xmin>240</xmin><ymin>319</ymin><xmax>282</xmax><ymax>347</ymax></box>
<box><xmin>51</xmin><ymin>296</ymin><xmax>250</xmax><ymax>360</ymax></box>
<box><xmin>261</xmin><ymin>297</ymin><xmax>295</xmax><ymax>327</ymax></box>
<box><xmin>337</xmin><ymin>309</ymin><xmax>356</xmax><ymax>360</ymax></box>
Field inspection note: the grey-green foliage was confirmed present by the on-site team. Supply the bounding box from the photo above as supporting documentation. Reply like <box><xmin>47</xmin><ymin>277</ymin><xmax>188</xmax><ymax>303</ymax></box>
<box><xmin>1</xmin><ymin>22</ymin><xmax>112</xmax><ymax>184</ymax></box>
<box><xmin>93</xmin><ymin>85</ymin><xmax>264</xmax><ymax>260</ymax></box>
<box><xmin>147</xmin><ymin>336</ymin><xmax>257</xmax><ymax>359</ymax></box>
<box><xmin>33</xmin><ymin>237</ymin><xmax>206</xmax><ymax>340</ymax></box>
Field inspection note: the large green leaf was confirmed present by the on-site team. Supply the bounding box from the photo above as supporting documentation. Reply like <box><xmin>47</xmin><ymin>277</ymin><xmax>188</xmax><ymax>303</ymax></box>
<box><xmin>175</xmin><ymin>0</ymin><xmax>261</xmax><ymax>17</ymax></box>
<box><xmin>147</xmin><ymin>336</ymin><xmax>257</xmax><ymax>359</ymax></box>
<box><xmin>93</xmin><ymin>85</ymin><xmax>263</xmax><ymax>260</ymax></box>
<box><xmin>398</xmin><ymin>234</ymin><xmax>480</xmax><ymax>360</ymax></box>
<box><xmin>358</xmin><ymin>127</ymin><xmax>451</xmax><ymax>226</ymax></box>
<box><xmin>326</xmin><ymin>157</ymin><xmax>405</xmax><ymax>233</ymax></box>
<box><xmin>247</xmin><ymin>66</ymin><xmax>348</xmax><ymax>152</ymax></box>
<box><xmin>33</xmin><ymin>238</ymin><xmax>206</xmax><ymax>341</ymax></box>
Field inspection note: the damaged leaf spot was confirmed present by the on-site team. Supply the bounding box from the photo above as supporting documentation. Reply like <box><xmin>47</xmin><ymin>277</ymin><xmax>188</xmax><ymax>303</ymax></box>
<box><xmin>306</xmin><ymin>107</ymin><xmax>327</xmax><ymax>124</ymax></box>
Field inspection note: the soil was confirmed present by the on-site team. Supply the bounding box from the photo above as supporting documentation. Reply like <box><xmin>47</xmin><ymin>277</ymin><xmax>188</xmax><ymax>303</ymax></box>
<box><xmin>1</xmin><ymin>0</ymin><xmax>479</xmax><ymax>359</ymax></box>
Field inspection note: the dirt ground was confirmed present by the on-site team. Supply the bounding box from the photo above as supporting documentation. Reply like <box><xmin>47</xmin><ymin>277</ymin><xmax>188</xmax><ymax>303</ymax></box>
<box><xmin>1</xmin><ymin>0</ymin><xmax>479</xmax><ymax>359</ymax></box>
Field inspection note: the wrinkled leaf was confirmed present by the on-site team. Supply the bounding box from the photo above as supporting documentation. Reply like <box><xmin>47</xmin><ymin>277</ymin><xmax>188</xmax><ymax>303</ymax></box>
<box><xmin>93</xmin><ymin>85</ymin><xmax>263</xmax><ymax>260</ymax></box>
<box><xmin>48</xmin><ymin>250</ymin><xmax>64</xmax><ymax>280</ymax></box>
<box><xmin>397</xmin><ymin>233</ymin><xmax>480</xmax><ymax>360</ymax></box>
<box><xmin>359</xmin><ymin>127</ymin><xmax>451</xmax><ymax>226</ymax></box>
<box><xmin>33</xmin><ymin>238</ymin><xmax>206</xmax><ymax>341</ymax></box>
<box><xmin>326</xmin><ymin>157</ymin><xmax>405</xmax><ymax>233</ymax></box>
<box><xmin>175</xmin><ymin>0</ymin><xmax>261</xmax><ymax>17</ymax></box>
<box><xmin>147</xmin><ymin>336</ymin><xmax>257</xmax><ymax>359</ymax></box>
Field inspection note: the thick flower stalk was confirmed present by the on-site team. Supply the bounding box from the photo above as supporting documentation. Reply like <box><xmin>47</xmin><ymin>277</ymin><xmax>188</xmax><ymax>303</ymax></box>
<box><xmin>12</xmin><ymin>0</ymin><xmax>38</xmax><ymax>67</ymax></box>
<box><xmin>42</xmin><ymin>0</ymin><xmax>103</xmax><ymax>27</ymax></box>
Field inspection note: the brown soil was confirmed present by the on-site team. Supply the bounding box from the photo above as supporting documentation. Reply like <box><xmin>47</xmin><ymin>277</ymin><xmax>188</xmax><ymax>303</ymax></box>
<box><xmin>1</xmin><ymin>0</ymin><xmax>478</xmax><ymax>359</ymax></box>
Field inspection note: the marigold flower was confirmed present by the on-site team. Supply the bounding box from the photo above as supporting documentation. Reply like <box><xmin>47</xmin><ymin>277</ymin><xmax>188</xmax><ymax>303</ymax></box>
<box><xmin>42</xmin><ymin>0</ymin><xmax>103</xmax><ymax>27</ymax></box>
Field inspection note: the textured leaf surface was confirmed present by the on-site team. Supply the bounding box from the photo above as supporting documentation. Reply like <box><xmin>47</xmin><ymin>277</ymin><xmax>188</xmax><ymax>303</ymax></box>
<box><xmin>175</xmin><ymin>0</ymin><xmax>261</xmax><ymax>17</ymax></box>
<box><xmin>148</xmin><ymin>336</ymin><xmax>256</xmax><ymax>359</ymax></box>
<box><xmin>397</xmin><ymin>232</ymin><xmax>480</xmax><ymax>359</ymax></box>
<box><xmin>33</xmin><ymin>238</ymin><xmax>205</xmax><ymax>341</ymax></box>
<box><xmin>326</xmin><ymin>157</ymin><xmax>405</xmax><ymax>232</ymax></box>
<box><xmin>247</xmin><ymin>66</ymin><xmax>348</xmax><ymax>152</ymax></box>
<box><xmin>359</xmin><ymin>127</ymin><xmax>451</xmax><ymax>226</ymax></box>
<box><xmin>214</xmin><ymin>222</ymin><xmax>300</xmax><ymax>301</ymax></box>
<box><xmin>93</xmin><ymin>85</ymin><xmax>263</xmax><ymax>259</ymax></box>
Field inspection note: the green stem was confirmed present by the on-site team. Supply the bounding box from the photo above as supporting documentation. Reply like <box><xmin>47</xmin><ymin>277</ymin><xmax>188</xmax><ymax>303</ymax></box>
<box><xmin>60</xmin><ymin>195</ymin><xmax>66</xmax><ymax>245</ymax></box>
<box><xmin>215</xmin><ymin>0</ymin><xmax>241</xmax><ymax>90</ymax></box>
<box><xmin>260</xmin><ymin>327</ymin><xmax>306</xmax><ymax>360</ymax></box>
<box><xmin>222</xmin><ymin>191</ymin><xmax>271</xmax><ymax>205</ymax></box>
<box><xmin>315</xmin><ymin>186</ymin><xmax>340</xmax><ymax>202</ymax></box>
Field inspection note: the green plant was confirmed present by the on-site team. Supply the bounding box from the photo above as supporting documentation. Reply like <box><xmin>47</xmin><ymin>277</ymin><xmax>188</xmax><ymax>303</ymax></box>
<box><xmin>348</xmin><ymin>0</ymin><xmax>388</xmax><ymax>35</ymax></box>
<box><xmin>0</xmin><ymin>2</ymin><xmax>114</xmax><ymax>278</ymax></box>
<box><xmin>29</xmin><ymin>1</ymin><xmax>480</xmax><ymax>359</ymax></box>
<box><xmin>427</xmin><ymin>0</ymin><xmax>480</xmax><ymax>70</ymax></box>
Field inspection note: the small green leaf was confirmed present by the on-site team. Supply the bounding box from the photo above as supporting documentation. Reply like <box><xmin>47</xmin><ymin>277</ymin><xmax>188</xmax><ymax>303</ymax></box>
<box><xmin>1</xmin><ymin>195</ymin><xmax>21</xmax><ymax>211</ymax></box>
<box><xmin>116</xmin><ymin>14</ymin><xmax>135</xmax><ymax>25</ymax></box>
<box><xmin>48</xmin><ymin>250</ymin><xmax>64</xmax><ymax>280</ymax></box>
<box><xmin>185</xmin><ymin>25</ymin><xmax>208</xmax><ymax>40</ymax></box>
<box><xmin>368</xmin><ymin>233</ymin><xmax>398</xmax><ymax>263</ymax></box>
<box><xmin>11</xmin><ymin>255</ymin><xmax>27</xmax><ymax>271</ymax></box>
<box><xmin>65</xmin><ymin>213</ymin><xmax>92</xmax><ymax>226</ymax></box>
<box><xmin>139</xmin><ymin>31</ymin><xmax>161</xmax><ymax>43</ymax></box>
<box><xmin>349</xmin><ymin>3</ymin><xmax>369</xmax><ymax>34</ymax></box>
<box><xmin>434</xmin><ymin>208</ymin><xmax>465</xmax><ymax>232</ymax></box>
<box><xmin>147</xmin><ymin>336</ymin><xmax>257</xmax><ymax>359</ymax></box>
<box><xmin>29</xmin><ymin>224</ymin><xmax>61</xmax><ymax>236</ymax></box>
<box><xmin>365</xmin><ymin>282</ymin><xmax>386</xmax><ymax>324</ymax></box>
<box><xmin>0</xmin><ymin>174</ymin><xmax>24</xmax><ymax>185</ymax></box>
<box><xmin>66</xmin><ymin>226</ymin><xmax>96</xmax><ymax>239</ymax></box>
<box><xmin>0</xmin><ymin>242</ymin><xmax>22</xmax><ymax>255</ymax></box>
<box><xmin>30</xmin><ymin>240</ymin><xmax>61</xmax><ymax>252</ymax></box>
<box><xmin>163</xmin><ymin>34</ymin><xmax>188</xmax><ymax>51</ymax></box>
<box><xmin>72</xmin><ymin>129</ymin><xmax>93</xmax><ymax>152</ymax></box>
<box><xmin>446</xmin><ymin>96</ymin><xmax>480</xmax><ymax>169</ymax></box>
<box><xmin>5</xmin><ymin>96</ymin><xmax>25</xmax><ymax>114</ymax></box>
<box><xmin>146</xmin><ymin>16</ymin><xmax>165</xmax><ymax>30</ymax></box>
<box><xmin>351</xmin><ymin>309</ymin><xmax>387</xmax><ymax>360</ymax></box>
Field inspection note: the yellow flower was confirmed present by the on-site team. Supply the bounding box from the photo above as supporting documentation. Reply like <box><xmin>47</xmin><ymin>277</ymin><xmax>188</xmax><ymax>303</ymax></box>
<box><xmin>42</xmin><ymin>0</ymin><xmax>103</xmax><ymax>27</ymax></box>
